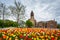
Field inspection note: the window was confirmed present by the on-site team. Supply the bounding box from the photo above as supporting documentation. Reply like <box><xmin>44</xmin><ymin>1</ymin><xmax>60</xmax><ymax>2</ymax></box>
<box><xmin>50</xmin><ymin>24</ymin><xmax>54</xmax><ymax>28</ymax></box>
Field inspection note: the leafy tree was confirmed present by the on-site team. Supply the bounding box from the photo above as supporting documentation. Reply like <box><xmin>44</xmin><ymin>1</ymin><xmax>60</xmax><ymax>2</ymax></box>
<box><xmin>0</xmin><ymin>20</ymin><xmax>19</xmax><ymax>28</ymax></box>
<box><xmin>57</xmin><ymin>24</ymin><xmax>60</xmax><ymax>29</ymax></box>
<box><xmin>25</xmin><ymin>20</ymin><xmax>33</xmax><ymax>28</ymax></box>
<box><xmin>9</xmin><ymin>0</ymin><xmax>25</xmax><ymax>25</ymax></box>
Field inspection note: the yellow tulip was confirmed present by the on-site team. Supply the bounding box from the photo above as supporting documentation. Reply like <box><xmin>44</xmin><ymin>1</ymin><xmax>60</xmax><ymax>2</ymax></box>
<box><xmin>9</xmin><ymin>38</ymin><xmax>11</xmax><ymax>40</ymax></box>
<box><xmin>7</xmin><ymin>36</ymin><xmax>9</xmax><ymax>39</ymax></box>
<box><xmin>10</xmin><ymin>34</ymin><xmax>13</xmax><ymax>36</ymax></box>
<box><xmin>39</xmin><ymin>39</ymin><xmax>42</xmax><ymax>40</ymax></box>
<box><xmin>32</xmin><ymin>33</ymin><xmax>35</xmax><ymax>36</ymax></box>
<box><xmin>15</xmin><ymin>38</ymin><xmax>18</xmax><ymax>40</ymax></box>
<box><xmin>45</xmin><ymin>35</ymin><xmax>48</xmax><ymax>38</ymax></box>
<box><xmin>42</xmin><ymin>39</ymin><xmax>45</xmax><ymax>40</ymax></box>
<box><xmin>40</xmin><ymin>36</ymin><xmax>44</xmax><ymax>39</ymax></box>
<box><xmin>37</xmin><ymin>37</ymin><xmax>40</xmax><ymax>40</ymax></box>
<box><xmin>13</xmin><ymin>35</ymin><xmax>16</xmax><ymax>37</ymax></box>
<box><xmin>46</xmin><ymin>39</ymin><xmax>49</xmax><ymax>40</ymax></box>
<box><xmin>34</xmin><ymin>38</ymin><xmax>36</xmax><ymax>40</ymax></box>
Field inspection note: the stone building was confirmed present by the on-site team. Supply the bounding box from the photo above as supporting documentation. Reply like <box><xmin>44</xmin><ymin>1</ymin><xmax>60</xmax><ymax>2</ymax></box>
<box><xmin>28</xmin><ymin>11</ymin><xmax>36</xmax><ymax>27</ymax></box>
<box><xmin>28</xmin><ymin>11</ymin><xmax>57</xmax><ymax>28</ymax></box>
<box><xmin>47</xmin><ymin>20</ymin><xmax>57</xmax><ymax>28</ymax></box>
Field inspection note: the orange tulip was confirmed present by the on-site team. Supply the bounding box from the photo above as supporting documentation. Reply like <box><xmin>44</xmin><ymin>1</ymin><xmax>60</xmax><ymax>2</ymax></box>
<box><xmin>40</xmin><ymin>36</ymin><xmax>44</xmax><ymax>39</ymax></box>
<box><xmin>46</xmin><ymin>32</ymin><xmax>50</xmax><ymax>35</ymax></box>
<box><xmin>3</xmin><ymin>35</ymin><xmax>7</xmax><ymax>39</ymax></box>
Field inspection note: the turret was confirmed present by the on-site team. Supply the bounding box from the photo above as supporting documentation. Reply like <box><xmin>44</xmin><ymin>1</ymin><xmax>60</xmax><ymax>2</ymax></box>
<box><xmin>30</xmin><ymin>11</ymin><xmax>34</xmax><ymax>19</ymax></box>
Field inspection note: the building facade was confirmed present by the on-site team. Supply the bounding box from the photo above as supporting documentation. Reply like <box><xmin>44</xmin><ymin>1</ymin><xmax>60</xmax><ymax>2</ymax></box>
<box><xmin>28</xmin><ymin>11</ymin><xmax>57</xmax><ymax>28</ymax></box>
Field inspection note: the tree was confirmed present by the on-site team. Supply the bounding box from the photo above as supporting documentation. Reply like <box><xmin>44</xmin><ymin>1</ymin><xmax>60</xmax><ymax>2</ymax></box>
<box><xmin>19</xmin><ymin>20</ymin><xmax>25</xmax><ymax>27</ymax></box>
<box><xmin>0</xmin><ymin>3</ymin><xmax>8</xmax><ymax>20</ymax></box>
<box><xmin>57</xmin><ymin>24</ymin><xmax>60</xmax><ymax>29</ymax></box>
<box><xmin>9</xmin><ymin>0</ymin><xmax>25</xmax><ymax>25</ymax></box>
<box><xmin>0</xmin><ymin>20</ymin><xmax>19</xmax><ymax>28</ymax></box>
<box><xmin>25</xmin><ymin>20</ymin><xmax>33</xmax><ymax>28</ymax></box>
<box><xmin>0</xmin><ymin>3</ymin><xmax>9</xmax><ymax>28</ymax></box>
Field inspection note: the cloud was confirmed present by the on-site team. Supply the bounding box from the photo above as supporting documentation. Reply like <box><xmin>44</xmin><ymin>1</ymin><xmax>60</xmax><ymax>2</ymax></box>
<box><xmin>0</xmin><ymin>0</ymin><xmax>60</xmax><ymax>23</ymax></box>
<box><xmin>15</xmin><ymin>0</ymin><xmax>60</xmax><ymax>23</ymax></box>
<box><xmin>56</xmin><ymin>16</ymin><xmax>60</xmax><ymax>23</ymax></box>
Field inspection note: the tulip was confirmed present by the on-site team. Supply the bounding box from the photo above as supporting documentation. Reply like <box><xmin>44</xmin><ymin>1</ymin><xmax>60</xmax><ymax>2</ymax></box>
<box><xmin>46</xmin><ymin>39</ymin><xmax>49</xmax><ymax>40</ymax></box>
<box><xmin>51</xmin><ymin>38</ymin><xmax>55</xmax><ymax>40</ymax></box>
<box><xmin>20</xmin><ymin>39</ymin><xmax>24</xmax><ymax>40</ymax></box>
<box><xmin>9</xmin><ymin>38</ymin><xmax>11</xmax><ymax>40</ymax></box>
<box><xmin>0</xmin><ymin>28</ymin><xmax>60</xmax><ymax>40</ymax></box>
<box><xmin>23</xmin><ymin>33</ymin><xmax>26</xmax><ymax>36</ymax></box>
<box><xmin>13</xmin><ymin>34</ymin><xmax>16</xmax><ymax>37</ymax></box>
<box><xmin>37</xmin><ymin>37</ymin><xmax>40</xmax><ymax>40</ymax></box>
<box><xmin>0</xmin><ymin>38</ymin><xmax>2</xmax><ymax>40</ymax></box>
<box><xmin>10</xmin><ymin>33</ymin><xmax>13</xmax><ymax>36</ymax></box>
<box><xmin>46</xmin><ymin>32</ymin><xmax>50</xmax><ymax>35</ymax></box>
<box><xmin>15</xmin><ymin>38</ymin><xmax>18</xmax><ymax>40</ymax></box>
<box><xmin>2</xmin><ymin>35</ymin><xmax>7</xmax><ymax>39</ymax></box>
<box><xmin>40</xmin><ymin>36</ymin><xmax>44</xmax><ymax>39</ymax></box>
<box><xmin>6</xmin><ymin>36</ymin><xmax>9</xmax><ymax>39</ymax></box>
<box><xmin>39</xmin><ymin>39</ymin><xmax>42</xmax><ymax>40</ymax></box>
<box><xmin>45</xmin><ymin>35</ymin><xmax>48</xmax><ymax>38</ymax></box>
<box><xmin>42</xmin><ymin>39</ymin><xmax>45</xmax><ymax>40</ymax></box>
<box><xmin>34</xmin><ymin>38</ymin><xmax>36</xmax><ymax>40</ymax></box>
<box><xmin>51</xmin><ymin>36</ymin><xmax>55</xmax><ymax>40</ymax></box>
<box><xmin>19</xmin><ymin>34</ymin><xmax>24</xmax><ymax>39</ymax></box>
<box><xmin>48</xmin><ymin>36</ymin><xmax>51</xmax><ymax>40</ymax></box>
<box><xmin>28</xmin><ymin>38</ymin><xmax>32</xmax><ymax>40</ymax></box>
<box><xmin>55</xmin><ymin>37</ymin><xmax>58</xmax><ymax>40</ymax></box>
<box><xmin>57</xmin><ymin>33</ymin><xmax>60</xmax><ymax>36</ymax></box>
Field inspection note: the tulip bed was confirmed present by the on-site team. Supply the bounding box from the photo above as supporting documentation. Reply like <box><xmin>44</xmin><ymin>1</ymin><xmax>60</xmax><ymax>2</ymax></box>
<box><xmin>0</xmin><ymin>28</ymin><xmax>60</xmax><ymax>40</ymax></box>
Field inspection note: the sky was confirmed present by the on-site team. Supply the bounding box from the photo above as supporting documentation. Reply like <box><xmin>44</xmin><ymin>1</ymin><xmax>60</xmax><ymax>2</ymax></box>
<box><xmin>0</xmin><ymin>0</ymin><xmax>60</xmax><ymax>23</ymax></box>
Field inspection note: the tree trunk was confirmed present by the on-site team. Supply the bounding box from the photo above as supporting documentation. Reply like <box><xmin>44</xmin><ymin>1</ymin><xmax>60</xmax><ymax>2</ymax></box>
<box><xmin>3</xmin><ymin>10</ymin><xmax>4</xmax><ymax>21</ymax></box>
<box><xmin>17</xmin><ymin>14</ymin><xmax>19</xmax><ymax>27</ymax></box>
<box><xmin>2</xmin><ymin>6</ymin><xmax>5</xmax><ymax>28</ymax></box>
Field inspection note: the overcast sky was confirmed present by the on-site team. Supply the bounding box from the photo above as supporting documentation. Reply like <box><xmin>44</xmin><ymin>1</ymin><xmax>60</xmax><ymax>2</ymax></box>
<box><xmin>0</xmin><ymin>0</ymin><xmax>60</xmax><ymax>23</ymax></box>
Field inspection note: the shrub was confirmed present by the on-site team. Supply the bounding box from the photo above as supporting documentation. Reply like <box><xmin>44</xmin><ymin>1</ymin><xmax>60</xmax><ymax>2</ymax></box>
<box><xmin>57</xmin><ymin>24</ymin><xmax>60</xmax><ymax>29</ymax></box>
<box><xmin>25</xmin><ymin>20</ymin><xmax>33</xmax><ymax>28</ymax></box>
<box><xmin>0</xmin><ymin>20</ymin><xmax>19</xmax><ymax>28</ymax></box>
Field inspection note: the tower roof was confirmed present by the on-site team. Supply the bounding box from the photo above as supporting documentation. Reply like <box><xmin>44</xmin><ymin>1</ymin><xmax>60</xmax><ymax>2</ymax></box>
<box><xmin>31</xmin><ymin>11</ymin><xmax>34</xmax><ymax>16</ymax></box>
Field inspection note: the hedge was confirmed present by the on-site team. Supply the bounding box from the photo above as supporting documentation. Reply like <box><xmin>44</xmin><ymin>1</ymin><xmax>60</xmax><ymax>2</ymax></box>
<box><xmin>0</xmin><ymin>20</ymin><xmax>19</xmax><ymax>28</ymax></box>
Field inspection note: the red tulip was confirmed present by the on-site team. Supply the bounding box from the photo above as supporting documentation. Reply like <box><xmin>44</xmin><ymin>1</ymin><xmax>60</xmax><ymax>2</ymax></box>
<box><xmin>51</xmin><ymin>36</ymin><xmax>55</xmax><ymax>40</ymax></box>
<box><xmin>57</xmin><ymin>32</ymin><xmax>60</xmax><ymax>36</ymax></box>
<box><xmin>51</xmin><ymin>38</ymin><xmax>55</xmax><ymax>40</ymax></box>
<box><xmin>33</xmin><ymin>36</ymin><xmax>36</xmax><ymax>38</ymax></box>
<box><xmin>28</xmin><ymin>38</ymin><xmax>32</xmax><ymax>40</ymax></box>
<box><xmin>54</xmin><ymin>30</ymin><xmax>57</xmax><ymax>34</ymax></box>
<box><xmin>24</xmin><ymin>36</ymin><xmax>28</xmax><ymax>40</ymax></box>
<box><xmin>19</xmin><ymin>34</ymin><xmax>24</xmax><ymax>38</ymax></box>
<box><xmin>0</xmin><ymin>38</ymin><xmax>2</xmax><ymax>40</ymax></box>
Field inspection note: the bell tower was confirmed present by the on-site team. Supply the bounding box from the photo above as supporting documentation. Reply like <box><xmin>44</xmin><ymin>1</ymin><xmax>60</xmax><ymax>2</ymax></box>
<box><xmin>30</xmin><ymin>11</ymin><xmax>34</xmax><ymax>19</ymax></box>
<box><xmin>28</xmin><ymin>11</ymin><xmax>36</xmax><ymax>27</ymax></box>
